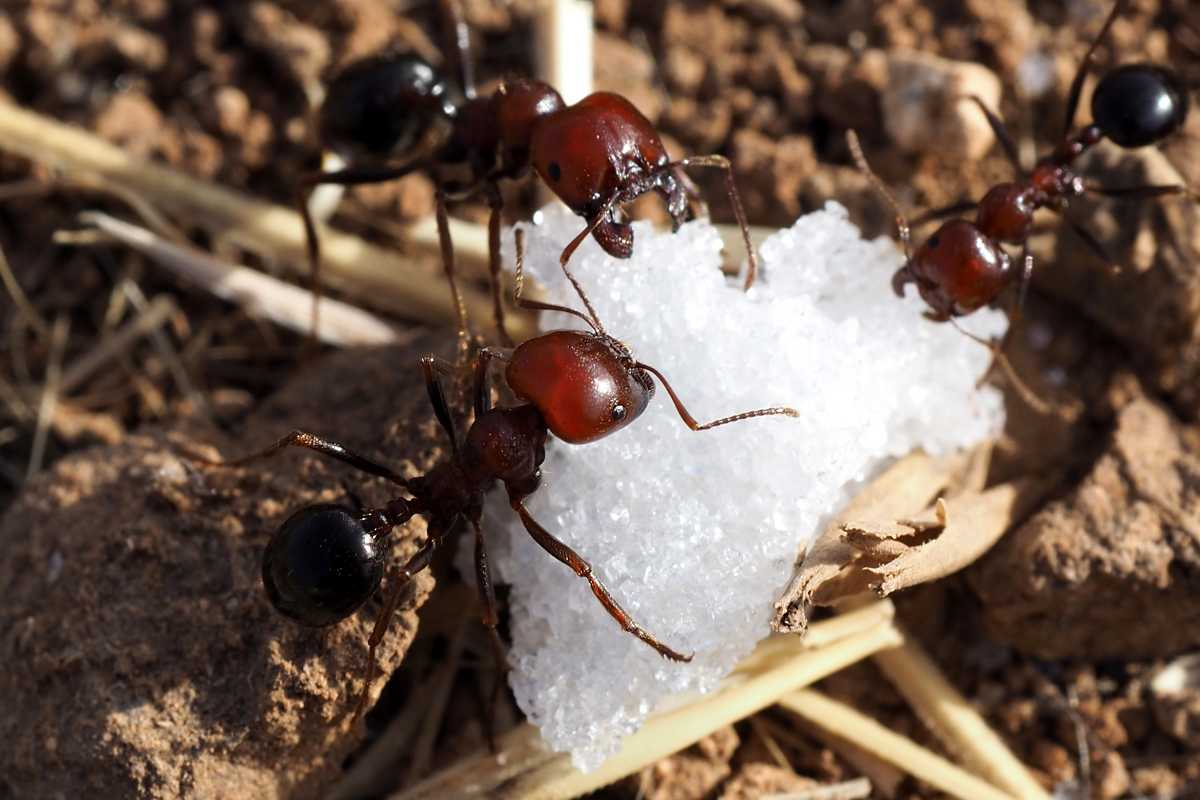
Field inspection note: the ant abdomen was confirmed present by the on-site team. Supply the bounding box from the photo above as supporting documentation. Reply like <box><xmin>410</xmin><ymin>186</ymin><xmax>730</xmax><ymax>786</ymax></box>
<box><xmin>318</xmin><ymin>53</ymin><xmax>455</xmax><ymax>162</ymax></box>
<box><xmin>1091</xmin><ymin>64</ymin><xmax>1190</xmax><ymax>148</ymax></box>
<box><xmin>906</xmin><ymin>220</ymin><xmax>1014</xmax><ymax>317</ymax></box>
<box><xmin>262</xmin><ymin>504</ymin><xmax>385</xmax><ymax>627</ymax></box>
<box><xmin>506</xmin><ymin>331</ymin><xmax>654</xmax><ymax>444</ymax></box>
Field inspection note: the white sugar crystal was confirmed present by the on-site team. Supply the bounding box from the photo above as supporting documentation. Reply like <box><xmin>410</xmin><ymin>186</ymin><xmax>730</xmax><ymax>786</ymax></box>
<box><xmin>486</xmin><ymin>202</ymin><xmax>1005</xmax><ymax>771</ymax></box>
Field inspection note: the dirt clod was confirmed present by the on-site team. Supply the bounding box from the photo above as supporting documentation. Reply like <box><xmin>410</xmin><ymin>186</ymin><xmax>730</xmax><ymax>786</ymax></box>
<box><xmin>969</xmin><ymin>396</ymin><xmax>1200</xmax><ymax>660</ymax></box>
<box><xmin>0</xmin><ymin>343</ymin><xmax>443</xmax><ymax>798</ymax></box>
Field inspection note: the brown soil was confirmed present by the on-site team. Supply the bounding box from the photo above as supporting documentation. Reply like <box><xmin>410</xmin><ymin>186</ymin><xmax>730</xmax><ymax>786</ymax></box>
<box><xmin>0</xmin><ymin>340</ymin><xmax>444</xmax><ymax>797</ymax></box>
<box><xmin>2</xmin><ymin>0</ymin><xmax>1200</xmax><ymax>798</ymax></box>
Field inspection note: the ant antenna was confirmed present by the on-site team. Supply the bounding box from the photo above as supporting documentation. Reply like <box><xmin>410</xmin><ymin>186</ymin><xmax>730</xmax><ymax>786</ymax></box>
<box><xmin>948</xmin><ymin>318</ymin><xmax>1079</xmax><ymax>418</ymax></box>
<box><xmin>635</xmin><ymin>361</ymin><xmax>800</xmax><ymax>431</ymax></box>
<box><xmin>1062</xmin><ymin>0</ymin><xmax>1129</xmax><ymax>139</ymax></box>
<box><xmin>512</xmin><ymin>229</ymin><xmax>602</xmax><ymax>334</ymax></box>
<box><xmin>847</xmin><ymin>129</ymin><xmax>913</xmax><ymax>263</ymax></box>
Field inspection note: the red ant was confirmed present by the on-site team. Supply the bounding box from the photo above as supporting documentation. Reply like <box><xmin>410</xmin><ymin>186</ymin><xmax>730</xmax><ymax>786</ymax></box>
<box><xmin>300</xmin><ymin>0</ymin><xmax>759</xmax><ymax>349</ymax></box>
<box><xmin>202</xmin><ymin>229</ymin><xmax>797</xmax><ymax>720</ymax></box>
<box><xmin>847</xmin><ymin>0</ymin><xmax>1192</xmax><ymax>391</ymax></box>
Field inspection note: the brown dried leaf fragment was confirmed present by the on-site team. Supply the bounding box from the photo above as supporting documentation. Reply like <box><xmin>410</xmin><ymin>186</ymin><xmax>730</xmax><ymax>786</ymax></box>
<box><xmin>844</xmin><ymin>480</ymin><xmax>1049</xmax><ymax>598</ymax></box>
<box><xmin>771</xmin><ymin>450</ymin><xmax>971</xmax><ymax>634</ymax></box>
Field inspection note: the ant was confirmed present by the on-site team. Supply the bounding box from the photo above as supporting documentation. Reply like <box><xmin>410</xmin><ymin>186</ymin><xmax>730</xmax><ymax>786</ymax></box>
<box><xmin>203</xmin><ymin>228</ymin><xmax>798</xmax><ymax>720</ymax></box>
<box><xmin>300</xmin><ymin>0</ymin><xmax>760</xmax><ymax>351</ymax></box>
<box><xmin>846</xmin><ymin>0</ymin><xmax>1192</xmax><ymax>398</ymax></box>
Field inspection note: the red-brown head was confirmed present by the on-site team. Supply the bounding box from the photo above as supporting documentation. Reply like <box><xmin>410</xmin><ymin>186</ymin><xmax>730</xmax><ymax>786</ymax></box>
<box><xmin>907</xmin><ymin>220</ymin><xmax>1015</xmax><ymax>317</ymax></box>
<box><xmin>505</xmin><ymin>330</ymin><xmax>654</xmax><ymax>444</ymax></box>
<box><xmin>530</xmin><ymin>92</ymin><xmax>673</xmax><ymax>258</ymax></box>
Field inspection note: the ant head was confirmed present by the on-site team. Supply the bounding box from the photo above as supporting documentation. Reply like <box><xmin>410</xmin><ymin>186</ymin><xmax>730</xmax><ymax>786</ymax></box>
<box><xmin>910</xmin><ymin>220</ymin><xmax>1015</xmax><ymax>316</ymax></box>
<box><xmin>319</xmin><ymin>53</ymin><xmax>455</xmax><ymax>162</ymax></box>
<box><xmin>494</xmin><ymin>78</ymin><xmax>565</xmax><ymax>177</ymax></box>
<box><xmin>1091</xmin><ymin>64</ymin><xmax>1190</xmax><ymax>148</ymax></box>
<box><xmin>261</xmin><ymin>504</ymin><xmax>384</xmax><ymax>626</ymax></box>
<box><xmin>505</xmin><ymin>330</ymin><xmax>654</xmax><ymax>444</ymax></box>
<box><xmin>531</xmin><ymin>93</ymin><xmax>670</xmax><ymax>248</ymax></box>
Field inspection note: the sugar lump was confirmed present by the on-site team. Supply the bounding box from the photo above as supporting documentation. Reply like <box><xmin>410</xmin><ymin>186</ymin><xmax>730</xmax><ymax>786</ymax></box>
<box><xmin>485</xmin><ymin>202</ymin><xmax>1006</xmax><ymax>770</ymax></box>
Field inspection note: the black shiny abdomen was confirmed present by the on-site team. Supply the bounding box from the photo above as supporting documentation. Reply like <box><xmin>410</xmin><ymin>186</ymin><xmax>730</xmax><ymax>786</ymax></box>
<box><xmin>318</xmin><ymin>53</ymin><xmax>453</xmax><ymax>159</ymax></box>
<box><xmin>262</xmin><ymin>504</ymin><xmax>384</xmax><ymax>627</ymax></box>
<box><xmin>1091</xmin><ymin>64</ymin><xmax>1189</xmax><ymax>148</ymax></box>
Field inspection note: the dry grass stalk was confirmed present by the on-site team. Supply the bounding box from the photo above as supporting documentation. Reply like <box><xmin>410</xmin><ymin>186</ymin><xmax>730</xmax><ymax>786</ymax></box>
<box><xmin>0</xmin><ymin>102</ymin><xmax>511</xmax><ymax>333</ymax></box>
<box><xmin>870</xmin><ymin>632</ymin><xmax>1050</xmax><ymax>800</ymax></box>
<box><xmin>58</xmin><ymin>295</ymin><xmax>177</xmax><ymax>395</ymax></box>
<box><xmin>765</xmin><ymin>777</ymin><xmax>872</xmax><ymax>800</ymax></box>
<box><xmin>759</xmin><ymin>716</ymin><xmax>905</xmax><ymax>798</ymax></box>
<box><xmin>778</xmin><ymin>690</ymin><xmax>1018</xmax><ymax>800</ymax></box>
<box><xmin>26</xmin><ymin>315</ymin><xmax>69</xmax><ymax>479</ymax></box>
<box><xmin>73</xmin><ymin>212</ymin><xmax>405</xmax><ymax>347</ymax></box>
<box><xmin>391</xmin><ymin>606</ymin><xmax>901</xmax><ymax>800</ymax></box>
<box><xmin>0</xmin><ymin>239</ymin><xmax>50</xmax><ymax>340</ymax></box>
<box><xmin>404</xmin><ymin>620</ymin><xmax>470</xmax><ymax>785</ymax></box>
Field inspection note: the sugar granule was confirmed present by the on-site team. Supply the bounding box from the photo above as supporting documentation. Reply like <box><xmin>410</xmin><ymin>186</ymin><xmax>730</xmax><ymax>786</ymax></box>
<box><xmin>483</xmin><ymin>202</ymin><xmax>1006</xmax><ymax>771</ymax></box>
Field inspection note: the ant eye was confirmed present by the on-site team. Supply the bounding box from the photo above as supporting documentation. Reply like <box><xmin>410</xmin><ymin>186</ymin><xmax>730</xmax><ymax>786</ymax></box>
<box><xmin>611</xmin><ymin>404</ymin><xmax>627</xmax><ymax>422</ymax></box>
<box><xmin>548</xmin><ymin>161</ymin><xmax>562</xmax><ymax>181</ymax></box>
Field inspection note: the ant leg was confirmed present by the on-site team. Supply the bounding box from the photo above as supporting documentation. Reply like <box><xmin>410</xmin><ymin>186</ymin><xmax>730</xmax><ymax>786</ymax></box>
<box><xmin>1012</xmin><ymin>246</ymin><xmax>1034</xmax><ymax>333</ymax></box>
<box><xmin>509</xmin><ymin>497</ymin><xmax>693</xmax><ymax>662</ymax></box>
<box><xmin>438</xmin><ymin>0</ymin><xmax>475</xmax><ymax>100</ymax></box>
<box><xmin>420</xmin><ymin>355</ymin><xmax>460</xmax><ymax>458</ymax></box>
<box><xmin>435</xmin><ymin>190</ymin><xmax>472</xmax><ymax>363</ymax></box>
<box><xmin>471</xmin><ymin>520</ymin><xmax>508</xmax><ymax>750</ymax></box>
<box><xmin>473</xmin><ymin>346</ymin><xmax>511</xmax><ymax>418</ymax></box>
<box><xmin>1063</xmin><ymin>212</ymin><xmax>1120</xmax><ymax>272</ymax></box>
<box><xmin>297</xmin><ymin>162</ymin><xmax>426</xmax><ymax>341</ymax></box>
<box><xmin>1088</xmin><ymin>183</ymin><xmax>1197</xmax><ymax>202</ymax></box>
<box><xmin>560</xmin><ymin>192</ymin><xmax>624</xmax><ymax>269</ymax></box>
<box><xmin>196</xmin><ymin>429</ymin><xmax>409</xmax><ymax>488</ymax></box>
<box><xmin>949</xmin><ymin>307</ymin><xmax>1057</xmax><ymax>417</ymax></box>
<box><xmin>351</xmin><ymin>536</ymin><xmax>439</xmax><ymax>723</ymax></box>
<box><xmin>1062</xmin><ymin>0</ymin><xmax>1128</xmax><ymax>139</ymax></box>
<box><xmin>634</xmin><ymin>362</ymin><xmax>799</xmax><ymax>431</ymax></box>
<box><xmin>484</xmin><ymin>185</ymin><xmax>514</xmax><ymax>346</ymax></box>
<box><xmin>668</xmin><ymin>154</ymin><xmax>759</xmax><ymax>291</ymax></box>
<box><xmin>965</xmin><ymin>96</ymin><xmax>1023</xmax><ymax>174</ymax></box>
<box><xmin>513</xmin><ymin>229</ymin><xmax>603</xmax><ymax>333</ymax></box>
<box><xmin>846</xmin><ymin>130</ymin><xmax>914</xmax><ymax>264</ymax></box>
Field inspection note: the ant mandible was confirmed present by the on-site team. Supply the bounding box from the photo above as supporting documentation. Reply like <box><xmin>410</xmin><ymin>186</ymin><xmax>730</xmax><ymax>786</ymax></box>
<box><xmin>204</xmin><ymin>228</ymin><xmax>798</xmax><ymax>719</ymax></box>
<box><xmin>848</xmin><ymin>0</ymin><xmax>1192</xmax><ymax>335</ymax></box>
<box><xmin>300</xmin><ymin>0</ymin><xmax>760</xmax><ymax>350</ymax></box>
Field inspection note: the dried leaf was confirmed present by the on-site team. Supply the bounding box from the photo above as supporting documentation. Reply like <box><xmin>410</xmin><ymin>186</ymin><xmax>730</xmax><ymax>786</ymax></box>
<box><xmin>771</xmin><ymin>450</ymin><xmax>972</xmax><ymax>634</ymax></box>
<box><xmin>849</xmin><ymin>479</ymin><xmax>1050</xmax><ymax>598</ymax></box>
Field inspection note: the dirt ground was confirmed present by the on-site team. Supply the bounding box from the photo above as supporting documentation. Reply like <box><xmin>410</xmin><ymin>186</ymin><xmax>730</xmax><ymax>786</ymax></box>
<box><xmin>2</xmin><ymin>0</ymin><xmax>1200</xmax><ymax>798</ymax></box>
